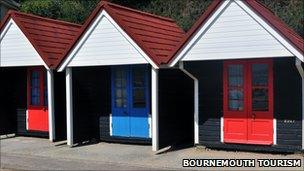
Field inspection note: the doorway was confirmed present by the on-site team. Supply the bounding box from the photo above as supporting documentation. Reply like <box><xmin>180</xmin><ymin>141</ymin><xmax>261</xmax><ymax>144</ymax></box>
<box><xmin>111</xmin><ymin>65</ymin><xmax>150</xmax><ymax>138</ymax></box>
<box><xmin>27</xmin><ymin>67</ymin><xmax>49</xmax><ymax>132</ymax></box>
<box><xmin>223</xmin><ymin>59</ymin><xmax>273</xmax><ymax>145</ymax></box>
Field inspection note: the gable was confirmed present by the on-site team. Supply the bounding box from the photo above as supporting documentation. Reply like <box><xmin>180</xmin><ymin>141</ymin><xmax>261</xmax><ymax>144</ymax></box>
<box><xmin>182</xmin><ymin>1</ymin><xmax>293</xmax><ymax>62</ymax></box>
<box><xmin>0</xmin><ymin>19</ymin><xmax>43</xmax><ymax>67</ymax></box>
<box><xmin>66</xmin><ymin>10</ymin><xmax>148</xmax><ymax>68</ymax></box>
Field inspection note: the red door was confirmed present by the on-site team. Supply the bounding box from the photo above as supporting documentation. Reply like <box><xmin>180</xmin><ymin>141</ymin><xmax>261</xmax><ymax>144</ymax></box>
<box><xmin>27</xmin><ymin>67</ymin><xmax>49</xmax><ymax>132</ymax></box>
<box><xmin>223</xmin><ymin>59</ymin><xmax>273</xmax><ymax>145</ymax></box>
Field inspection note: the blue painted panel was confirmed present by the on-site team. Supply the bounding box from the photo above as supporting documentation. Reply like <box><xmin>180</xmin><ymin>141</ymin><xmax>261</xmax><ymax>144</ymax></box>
<box><xmin>130</xmin><ymin>66</ymin><xmax>149</xmax><ymax>138</ymax></box>
<box><xmin>111</xmin><ymin>66</ymin><xmax>130</xmax><ymax>137</ymax></box>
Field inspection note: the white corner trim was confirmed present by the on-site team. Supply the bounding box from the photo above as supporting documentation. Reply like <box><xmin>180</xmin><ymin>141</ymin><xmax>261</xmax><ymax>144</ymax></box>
<box><xmin>148</xmin><ymin>114</ymin><xmax>152</xmax><ymax>138</ymax></box>
<box><xmin>273</xmin><ymin>118</ymin><xmax>277</xmax><ymax>145</ymax></box>
<box><xmin>0</xmin><ymin>19</ymin><xmax>50</xmax><ymax>69</ymax></box>
<box><xmin>169</xmin><ymin>0</ymin><xmax>231</xmax><ymax>67</ymax></box>
<box><xmin>151</xmin><ymin>68</ymin><xmax>159</xmax><ymax>151</ymax></box>
<box><xmin>220</xmin><ymin>117</ymin><xmax>224</xmax><ymax>143</ymax></box>
<box><xmin>179</xmin><ymin>61</ymin><xmax>199</xmax><ymax>145</ymax></box>
<box><xmin>295</xmin><ymin>59</ymin><xmax>304</xmax><ymax>149</ymax></box>
<box><xmin>47</xmin><ymin>69</ymin><xmax>55</xmax><ymax>142</ymax></box>
<box><xmin>26</xmin><ymin>110</ymin><xmax>29</xmax><ymax>130</ymax></box>
<box><xmin>235</xmin><ymin>0</ymin><xmax>304</xmax><ymax>62</ymax></box>
<box><xmin>58</xmin><ymin>10</ymin><xmax>158</xmax><ymax>72</ymax></box>
<box><xmin>109</xmin><ymin>113</ymin><xmax>113</xmax><ymax>136</ymax></box>
<box><xmin>66</xmin><ymin>68</ymin><xmax>74</xmax><ymax>146</ymax></box>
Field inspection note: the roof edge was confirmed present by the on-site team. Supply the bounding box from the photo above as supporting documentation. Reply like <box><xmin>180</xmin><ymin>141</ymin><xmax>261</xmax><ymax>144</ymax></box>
<box><xmin>106</xmin><ymin>2</ymin><xmax>175</xmax><ymax>22</ymax></box>
<box><xmin>103</xmin><ymin>3</ymin><xmax>161</xmax><ymax>66</ymax></box>
<box><xmin>167</xmin><ymin>0</ymin><xmax>223</xmax><ymax>66</ymax></box>
<box><xmin>12</xmin><ymin>11</ymin><xmax>82</xmax><ymax>27</ymax></box>
<box><xmin>56</xmin><ymin>2</ymin><xmax>106</xmax><ymax>70</ymax></box>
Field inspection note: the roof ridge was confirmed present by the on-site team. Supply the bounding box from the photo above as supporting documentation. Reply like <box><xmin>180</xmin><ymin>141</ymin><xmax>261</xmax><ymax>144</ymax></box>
<box><xmin>104</xmin><ymin>1</ymin><xmax>175</xmax><ymax>22</ymax></box>
<box><xmin>11</xmin><ymin>10</ymin><xmax>81</xmax><ymax>28</ymax></box>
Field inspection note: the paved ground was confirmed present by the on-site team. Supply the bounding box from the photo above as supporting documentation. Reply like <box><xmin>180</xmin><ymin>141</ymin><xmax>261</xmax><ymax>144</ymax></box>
<box><xmin>0</xmin><ymin>136</ymin><xmax>303</xmax><ymax>170</ymax></box>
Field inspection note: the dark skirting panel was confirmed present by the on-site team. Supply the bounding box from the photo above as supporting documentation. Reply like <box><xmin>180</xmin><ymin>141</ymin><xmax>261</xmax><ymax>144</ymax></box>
<box><xmin>184</xmin><ymin>58</ymin><xmax>302</xmax><ymax>152</ymax></box>
<box><xmin>184</xmin><ymin>61</ymin><xmax>223</xmax><ymax>145</ymax></box>
<box><xmin>72</xmin><ymin>66</ymin><xmax>111</xmax><ymax>143</ymax></box>
<box><xmin>0</xmin><ymin>68</ymin><xmax>26</xmax><ymax>135</ymax></box>
<box><xmin>158</xmin><ymin>69</ymin><xmax>194</xmax><ymax>149</ymax></box>
<box><xmin>274</xmin><ymin>58</ymin><xmax>302</xmax><ymax>148</ymax></box>
<box><xmin>54</xmin><ymin>72</ymin><xmax>67</xmax><ymax>141</ymax></box>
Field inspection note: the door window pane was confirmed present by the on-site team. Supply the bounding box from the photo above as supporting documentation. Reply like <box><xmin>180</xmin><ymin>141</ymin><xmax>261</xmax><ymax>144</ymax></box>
<box><xmin>228</xmin><ymin>64</ymin><xmax>244</xmax><ymax>111</ymax></box>
<box><xmin>30</xmin><ymin>71</ymin><xmax>40</xmax><ymax>105</ymax></box>
<box><xmin>132</xmin><ymin>67</ymin><xmax>146</xmax><ymax>108</ymax></box>
<box><xmin>228</xmin><ymin>65</ymin><xmax>243</xmax><ymax>87</ymax></box>
<box><xmin>252</xmin><ymin>88</ymin><xmax>268</xmax><ymax>111</ymax></box>
<box><xmin>252</xmin><ymin>64</ymin><xmax>268</xmax><ymax>86</ymax></box>
<box><xmin>252</xmin><ymin>64</ymin><xmax>269</xmax><ymax>111</ymax></box>
<box><xmin>114</xmin><ymin>69</ymin><xmax>127</xmax><ymax>108</ymax></box>
<box><xmin>229</xmin><ymin>100</ymin><xmax>244</xmax><ymax>111</ymax></box>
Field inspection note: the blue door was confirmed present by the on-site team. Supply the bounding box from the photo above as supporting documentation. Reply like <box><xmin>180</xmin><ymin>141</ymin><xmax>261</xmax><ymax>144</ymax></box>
<box><xmin>111</xmin><ymin>65</ymin><xmax>150</xmax><ymax>138</ymax></box>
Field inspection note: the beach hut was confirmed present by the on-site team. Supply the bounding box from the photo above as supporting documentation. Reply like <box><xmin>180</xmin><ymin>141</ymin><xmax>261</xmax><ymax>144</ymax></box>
<box><xmin>57</xmin><ymin>1</ymin><xmax>194</xmax><ymax>151</ymax></box>
<box><xmin>169</xmin><ymin>0</ymin><xmax>303</xmax><ymax>152</ymax></box>
<box><xmin>0</xmin><ymin>11</ymin><xmax>81</xmax><ymax>141</ymax></box>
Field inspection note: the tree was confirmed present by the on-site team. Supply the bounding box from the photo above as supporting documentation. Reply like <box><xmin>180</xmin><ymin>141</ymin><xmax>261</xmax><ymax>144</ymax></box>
<box><xmin>20</xmin><ymin>0</ymin><xmax>99</xmax><ymax>24</ymax></box>
<box><xmin>20</xmin><ymin>0</ymin><xmax>303</xmax><ymax>37</ymax></box>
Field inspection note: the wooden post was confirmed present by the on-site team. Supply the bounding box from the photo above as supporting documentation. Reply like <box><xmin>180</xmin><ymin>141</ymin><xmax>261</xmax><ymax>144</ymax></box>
<box><xmin>151</xmin><ymin>67</ymin><xmax>159</xmax><ymax>151</ymax></box>
<box><xmin>47</xmin><ymin>69</ymin><xmax>55</xmax><ymax>141</ymax></box>
<box><xmin>66</xmin><ymin>67</ymin><xmax>73</xmax><ymax>146</ymax></box>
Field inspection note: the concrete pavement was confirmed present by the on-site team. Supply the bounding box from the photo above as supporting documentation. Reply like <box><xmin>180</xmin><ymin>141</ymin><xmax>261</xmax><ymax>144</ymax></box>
<box><xmin>0</xmin><ymin>136</ymin><xmax>303</xmax><ymax>170</ymax></box>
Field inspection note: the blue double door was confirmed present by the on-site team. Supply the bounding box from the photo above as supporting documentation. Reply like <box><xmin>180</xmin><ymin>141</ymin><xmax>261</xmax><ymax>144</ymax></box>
<box><xmin>111</xmin><ymin>65</ymin><xmax>150</xmax><ymax>138</ymax></box>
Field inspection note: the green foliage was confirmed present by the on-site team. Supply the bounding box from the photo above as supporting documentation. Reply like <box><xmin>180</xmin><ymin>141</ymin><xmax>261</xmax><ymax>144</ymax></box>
<box><xmin>259</xmin><ymin>0</ymin><xmax>304</xmax><ymax>36</ymax></box>
<box><xmin>20</xmin><ymin>0</ymin><xmax>100</xmax><ymax>24</ymax></box>
<box><xmin>20</xmin><ymin>0</ymin><xmax>303</xmax><ymax>37</ymax></box>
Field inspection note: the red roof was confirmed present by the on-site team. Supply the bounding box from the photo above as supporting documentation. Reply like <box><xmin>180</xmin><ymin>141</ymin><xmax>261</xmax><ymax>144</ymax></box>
<box><xmin>58</xmin><ymin>1</ymin><xmax>185</xmax><ymax>68</ymax></box>
<box><xmin>169</xmin><ymin>0</ymin><xmax>304</xmax><ymax>64</ymax></box>
<box><xmin>0</xmin><ymin>11</ymin><xmax>82</xmax><ymax>69</ymax></box>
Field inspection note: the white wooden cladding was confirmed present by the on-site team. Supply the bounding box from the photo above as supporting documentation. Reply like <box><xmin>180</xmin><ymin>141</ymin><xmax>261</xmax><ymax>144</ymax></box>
<box><xmin>67</xmin><ymin>12</ymin><xmax>148</xmax><ymax>67</ymax></box>
<box><xmin>182</xmin><ymin>1</ymin><xmax>293</xmax><ymax>61</ymax></box>
<box><xmin>0</xmin><ymin>19</ymin><xmax>43</xmax><ymax>67</ymax></box>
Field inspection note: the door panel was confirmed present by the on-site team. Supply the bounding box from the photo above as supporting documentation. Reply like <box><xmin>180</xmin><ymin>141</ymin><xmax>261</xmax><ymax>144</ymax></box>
<box><xmin>130</xmin><ymin>66</ymin><xmax>149</xmax><ymax>138</ymax></box>
<box><xmin>247</xmin><ymin>61</ymin><xmax>273</xmax><ymax>144</ymax></box>
<box><xmin>112</xmin><ymin>67</ymin><xmax>130</xmax><ymax>137</ymax></box>
<box><xmin>223</xmin><ymin>60</ymin><xmax>273</xmax><ymax>145</ymax></box>
<box><xmin>27</xmin><ymin>68</ymin><xmax>49</xmax><ymax>132</ymax></box>
<box><xmin>111</xmin><ymin>65</ymin><xmax>149</xmax><ymax>138</ymax></box>
<box><xmin>224</xmin><ymin>62</ymin><xmax>247</xmax><ymax>143</ymax></box>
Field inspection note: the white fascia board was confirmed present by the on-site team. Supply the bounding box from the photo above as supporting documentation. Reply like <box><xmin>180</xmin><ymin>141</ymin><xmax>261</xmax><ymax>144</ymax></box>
<box><xmin>58</xmin><ymin>10</ymin><xmax>158</xmax><ymax>72</ymax></box>
<box><xmin>235</xmin><ymin>0</ymin><xmax>303</xmax><ymax>62</ymax></box>
<box><xmin>0</xmin><ymin>19</ymin><xmax>50</xmax><ymax>69</ymax></box>
<box><xmin>169</xmin><ymin>0</ymin><xmax>231</xmax><ymax>67</ymax></box>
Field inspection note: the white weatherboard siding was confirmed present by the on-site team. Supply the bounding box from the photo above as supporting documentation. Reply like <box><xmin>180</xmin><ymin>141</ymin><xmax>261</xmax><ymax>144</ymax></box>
<box><xmin>183</xmin><ymin>1</ymin><xmax>293</xmax><ymax>61</ymax></box>
<box><xmin>67</xmin><ymin>11</ymin><xmax>148</xmax><ymax>67</ymax></box>
<box><xmin>0</xmin><ymin>19</ymin><xmax>42</xmax><ymax>67</ymax></box>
